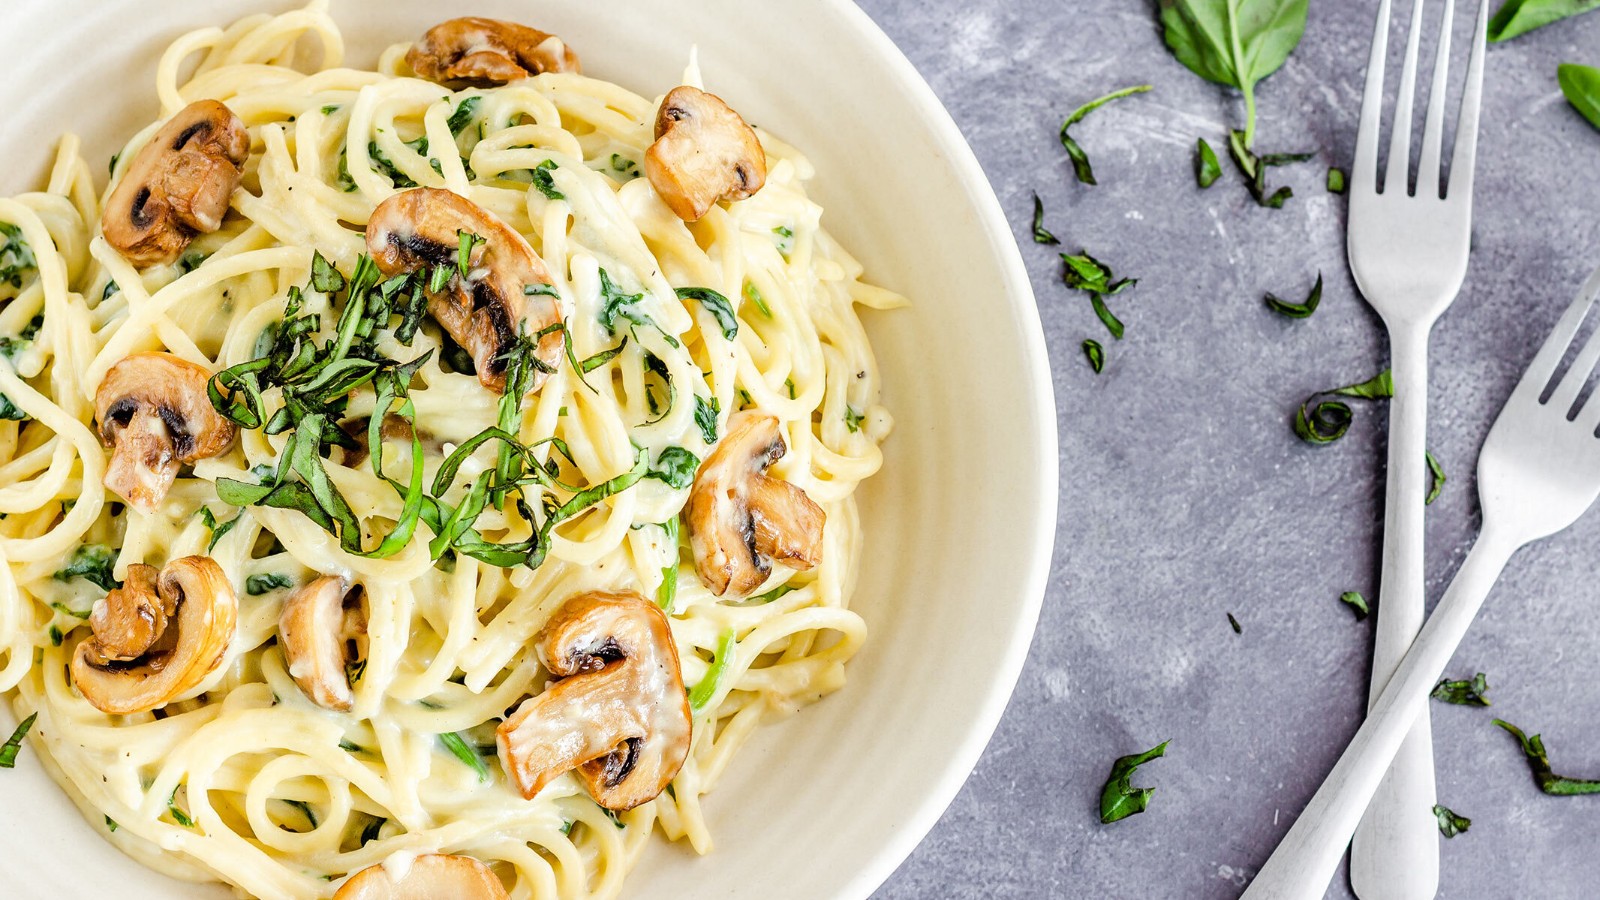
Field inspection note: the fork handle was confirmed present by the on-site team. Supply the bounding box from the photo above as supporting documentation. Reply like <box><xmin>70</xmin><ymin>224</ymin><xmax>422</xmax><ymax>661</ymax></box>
<box><xmin>1240</xmin><ymin>529</ymin><xmax>1519</xmax><ymax>900</ymax></box>
<box><xmin>1352</xmin><ymin>327</ymin><xmax>1437</xmax><ymax>900</ymax></box>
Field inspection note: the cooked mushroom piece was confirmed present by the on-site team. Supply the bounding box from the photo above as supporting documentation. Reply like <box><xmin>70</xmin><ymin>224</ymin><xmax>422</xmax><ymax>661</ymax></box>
<box><xmin>94</xmin><ymin>352</ymin><xmax>237</xmax><ymax>515</ymax></box>
<box><xmin>686</xmin><ymin>411</ymin><xmax>824</xmax><ymax>596</ymax></box>
<box><xmin>333</xmin><ymin>854</ymin><xmax>509</xmax><ymax>900</ymax></box>
<box><xmin>71</xmin><ymin>556</ymin><xmax>238</xmax><ymax>715</ymax></box>
<box><xmin>101</xmin><ymin>99</ymin><xmax>249</xmax><ymax>266</ymax></box>
<box><xmin>366</xmin><ymin>188</ymin><xmax>562</xmax><ymax>395</ymax></box>
<box><xmin>496</xmin><ymin>591</ymin><xmax>691</xmax><ymax>810</ymax></box>
<box><xmin>279</xmin><ymin>576</ymin><xmax>366</xmax><ymax>712</ymax></box>
<box><xmin>645</xmin><ymin>86</ymin><xmax>767</xmax><ymax>222</ymax></box>
<box><xmin>406</xmin><ymin>17</ymin><xmax>580</xmax><ymax>86</ymax></box>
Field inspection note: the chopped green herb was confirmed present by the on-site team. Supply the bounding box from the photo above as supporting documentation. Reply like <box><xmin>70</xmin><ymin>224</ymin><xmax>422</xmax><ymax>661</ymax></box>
<box><xmin>1493</xmin><ymin>719</ymin><xmax>1600</xmax><ymax>795</ymax></box>
<box><xmin>1265</xmin><ymin>273</ymin><xmax>1322</xmax><ymax>319</ymax></box>
<box><xmin>772</xmin><ymin>225</ymin><xmax>795</xmax><ymax>257</ymax></box>
<box><xmin>1099</xmin><ymin>740</ymin><xmax>1168</xmax><ymax>824</ymax></box>
<box><xmin>658</xmin><ymin>516</ymin><xmax>681</xmax><ymax>613</ymax></box>
<box><xmin>246</xmin><ymin>573</ymin><xmax>294</xmax><ymax>595</ymax></box>
<box><xmin>744</xmin><ymin>282</ymin><xmax>771</xmax><ymax>317</ymax></box>
<box><xmin>1340</xmin><ymin>591</ymin><xmax>1370</xmax><ymax>621</ymax></box>
<box><xmin>845</xmin><ymin>406</ymin><xmax>866</xmax><ymax>433</ymax></box>
<box><xmin>1195</xmin><ymin>138</ymin><xmax>1222</xmax><ymax>188</ymax></box>
<box><xmin>105</xmin><ymin>815</ymin><xmax>118</xmax><ymax>832</ymax></box>
<box><xmin>1082</xmin><ymin>339</ymin><xmax>1105</xmax><ymax>373</ymax></box>
<box><xmin>688</xmin><ymin>629</ymin><xmax>737</xmax><ymax>713</ymax></box>
<box><xmin>694</xmin><ymin>395</ymin><xmax>720</xmax><ymax>444</ymax></box>
<box><xmin>0</xmin><ymin>223</ymin><xmax>38</xmax><ymax>289</ymax></box>
<box><xmin>359</xmin><ymin>816</ymin><xmax>385</xmax><ymax>845</ymax></box>
<box><xmin>168</xmin><ymin>786</ymin><xmax>195</xmax><ymax>828</ymax></box>
<box><xmin>1294</xmin><ymin>370</ymin><xmax>1393</xmax><ymax>444</ymax></box>
<box><xmin>1030</xmin><ymin>193</ymin><xmax>1060</xmax><ymax>244</ymax></box>
<box><xmin>48</xmin><ymin>602</ymin><xmax>88</xmax><ymax>620</ymax></box>
<box><xmin>1061</xmin><ymin>251</ymin><xmax>1136</xmax><ymax>340</ymax></box>
<box><xmin>53</xmin><ymin>544</ymin><xmax>120</xmax><ymax>592</ymax></box>
<box><xmin>282</xmin><ymin>798</ymin><xmax>319</xmax><ymax>831</ymax></box>
<box><xmin>1227</xmin><ymin>133</ymin><xmax>1313</xmax><ymax>208</ymax></box>
<box><xmin>200</xmin><ymin>507</ymin><xmax>240</xmax><ymax>553</ymax></box>
<box><xmin>646</xmin><ymin>447</ymin><xmax>699</xmax><ymax>490</ymax></box>
<box><xmin>1489</xmin><ymin>0</ymin><xmax>1600</xmax><ymax>42</ymax></box>
<box><xmin>1431</xmin><ymin>673</ymin><xmax>1490</xmax><ymax>706</ymax></box>
<box><xmin>446</xmin><ymin>96</ymin><xmax>481</xmax><ymax>135</ymax></box>
<box><xmin>1327</xmin><ymin>167</ymin><xmax>1347</xmax><ymax>193</ymax></box>
<box><xmin>610</xmin><ymin>153</ymin><xmax>639</xmax><ymax>177</ymax></box>
<box><xmin>1227</xmin><ymin>612</ymin><xmax>1241</xmax><ymax>634</ymax></box>
<box><xmin>1058</xmin><ymin>85</ymin><xmax>1152</xmax><ymax>185</ymax></box>
<box><xmin>320</xmin><ymin>104</ymin><xmax>340</xmax><ymax>115</ymax></box>
<box><xmin>1433</xmin><ymin>804</ymin><xmax>1470</xmax><ymax>838</ymax></box>
<box><xmin>0</xmin><ymin>712</ymin><xmax>37</xmax><ymax>768</ymax></box>
<box><xmin>530</xmin><ymin>159</ymin><xmax>564</xmax><ymax>200</ymax></box>
<box><xmin>676</xmin><ymin>287</ymin><xmax>739</xmax><ymax>340</ymax></box>
<box><xmin>47</xmin><ymin>625</ymin><xmax>62</xmax><ymax>647</ymax></box>
<box><xmin>439</xmin><ymin>731</ymin><xmax>491</xmax><ymax>782</ymax></box>
<box><xmin>456</xmin><ymin>230</ymin><xmax>484</xmax><ymax>278</ymax></box>
<box><xmin>1426</xmin><ymin>451</ymin><xmax>1446</xmax><ymax>505</ymax></box>
<box><xmin>108</xmin><ymin>151</ymin><xmax>121</xmax><ymax>178</ymax></box>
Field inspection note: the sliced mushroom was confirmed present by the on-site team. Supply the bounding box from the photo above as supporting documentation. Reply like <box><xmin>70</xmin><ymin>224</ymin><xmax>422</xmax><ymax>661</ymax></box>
<box><xmin>366</xmin><ymin>188</ymin><xmax>562</xmax><ymax>395</ymax></box>
<box><xmin>333</xmin><ymin>854</ymin><xmax>509</xmax><ymax>900</ymax></box>
<box><xmin>279</xmin><ymin>576</ymin><xmax>367</xmax><ymax>712</ymax></box>
<box><xmin>406</xmin><ymin>17</ymin><xmax>580</xmax><ymax>86</ymax></box>
<box><xmin>645</xmin><ymin>87</ymin><xmax>767</xmax><ymax>222</ymax></box>
<box><xmin>496</xmin><ymin>591</ymin><xmax>691</xmax><ymax>810</ymax></box>
<box><xmin>686</xmin><ymin>411</ymin><xmax>824</xmax><ymax>596</ymax></box>
<box><xmin>101</xmin><ymin>99</ymin><xmax>249</xmax><ymax>266</ymax></box>
<box><xmin>94</xmin><ymin>352</ymin><xmax>237</xmax><ymax>515</ymax></box>
<box><xmin>71</xmin><ymin>556</ymin><xmax>238</xmax><ymax>715</ymax></box>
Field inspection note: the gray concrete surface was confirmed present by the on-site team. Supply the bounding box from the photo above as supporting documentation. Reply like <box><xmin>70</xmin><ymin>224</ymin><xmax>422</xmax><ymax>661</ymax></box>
<box><xmin>857</xmin><ymin>2</ymin><xmax>1600</xmax><ymax>898</ymax></box>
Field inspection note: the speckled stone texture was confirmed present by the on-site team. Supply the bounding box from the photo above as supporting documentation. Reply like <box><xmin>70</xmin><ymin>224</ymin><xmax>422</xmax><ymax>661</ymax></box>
<box><xmin>855</xmin><ymin>1</ymin><xmax>1600</xmax><ymax>898</ymax></box>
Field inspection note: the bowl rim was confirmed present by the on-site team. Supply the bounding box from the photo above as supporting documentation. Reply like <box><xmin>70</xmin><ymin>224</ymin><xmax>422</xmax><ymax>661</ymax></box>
<box><xmin>821</xmin><ymin>2</ymin><xmax>1058</xmax><ymax>897</ymax></box>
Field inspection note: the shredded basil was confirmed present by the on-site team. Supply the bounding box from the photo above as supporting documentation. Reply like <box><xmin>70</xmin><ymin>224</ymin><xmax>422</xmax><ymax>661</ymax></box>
<box><xmin>201</xmin><ymin>506</ymin><xmax>240</xmax><ymax>552</ymax></box>
<box><xmin>105</xmin><ymin>815</ymin><xmax>118</xmax><ymax>832</ymax></box>
<box><xmin>1058</xmin><ymin>85</ymin><xmax>1152</xmax><ymax>185</ymax></box>
<box><xmin>750</xmin><ymin>582</ymin><xmax>799</xmax><ymax>605</ymax></box>
<box><xmin>744</xmin><ymin>282</ymin><xmax>771</xmax><ymax>317</ymax></box>
<box><xmin>694</xmin><ymin>395</ymin><xmax>720</xmax><ymax>444</ymax></box>
<box><xmin>646</xmin><ymin>447</ymin><xmax>699</xmax><ymax>490</ymax></box>
<box><xmin>1227</xmin><ymin>612</ymin><xmax>1241</xmax><ymax>634</ymax></box>
<box><xmin>1433</xmin><ymin>804</ymin><xmax>1470</xmax><ymax>838</ymax></box>
<box><xmin>439</xmin><ymin>731</ymin><xmax>491</xmax><ymax>782</ymax></box>
<box><xmin>688</xmin><ymin>629</ymin><xmax>737</xmax><ymax>713</ymax></box>
<box><xmin>0</xmin><ymin>223</ymin><xmax>37</xmax><ymax>289</ymax></box>
<box><xmin>0</xmin><ymin>712</ymin><xmax>37</xmax><ymax>768</ymax></box>
<box><xmin>359</xmin><ymin>816</ymin><xmax>386</xmax><ymax>845</ymax></box>
<box><xmin>1340</xmin><ymin>591</ymin><xmax>1370</xmax><ymax>620</ymax></box>
<box><xmin>447</xmin><ymin>96</ymin><xmax>481</xmax><ymax>136</ymax></box>
<box><xmin>1030</xmin><ymin>193</ymin><xmax>1060</xmax><ymax>244</ymax></box>
<box><xmin>1061</xmin><ymin>251</ymin><xmax>1136</xmax><ymax>340</ymax></box>
<box><xmin>609</xmin><ymin>153</ymin><xmax>639</xmax><ymax>178</ymax></box>
<box><xmin>53</xmin><ymin>544</ymin><xmax>120</xmax><ymax>592</ymax></box>
<box><xmin>456</xmin><ymin>229</ymin><xmax>484</xmax><ymax>278</ymax></box>
<box><xmin>845</xmin><ymin>407</ymin><xmax>866</xmax><ymax>433</ymax></box>
<box><xmin>246</xmin><ymin>573</ymin><xmax>294</xmax><ymax>595</ymax></box>
<box><xmin>772</xmin><ymin>225</ymin><xmax>795</xmax><ymax>257</ymax></box>
<box><xmin>1426</xmin><ymin>451</ymin><xmax>1446</xmax><ymax>505</ymax></box>
<box><xmin>282</xmin><ymin>798</ymin><xmax>319</xmax><ymax>831</ymax></box>
<box><xmin>1327</xmin><ymin>167</ymin><xmax>1347</xmax><ymax>194</ymax></box>
<box><xmin>168</xmin><ymin>786</ymin><xmax>196</xmax><ymax>828</ymax></box>
<box><xmin>657</xmin><ymin>517</ymin><xmax>680</xmax><ymax>614</ymax></box>
<box><xmin>1099</xmin><ymin>741</ymin><xmax>1168</xmax><ymax>824</ymax></box>
<box><xmin>1431</xmin><ymin>672</ymin><xmax>1490</xmax><ymax>706</ymax></box>
<box><xmin>1082</xmin><ymin>339</ymin><xmax>1105</xmax><ymax>373</ymax></box>
<box><xmin>1265</xmin><ymin>273</ymin><xmax>1323</xmax><ymax>319</ymax></box>
<box><xmin>676</xmin><ymin>287</ymin><xmax>739</xmax><ymax>340</ymax></box>
<box><xmin>1195</xmin><ymin>138</ymin><xmax>1222</xmax><ymax>188</ymax></box>
<box><xmin>1294</xmin><ymin>370</ymin><xmax>1393</xmax><ymax>444</ymax></box>
<box><xmin>1493</xmin><ymin>719</ymin><xmax>1600</xmax><ymax>795</ymax></box>
<box><xmin>531</xmin><ymin>159</ymin><xmax>564</xmax><ymax>200</ymax></box>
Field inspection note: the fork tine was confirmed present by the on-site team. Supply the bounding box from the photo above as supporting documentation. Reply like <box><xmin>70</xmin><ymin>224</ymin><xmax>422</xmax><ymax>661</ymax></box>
<box><xmin>1446</xmin><ymin>0</ymin><xmax>1491</xmax><ymax>199</ymax></box>
<box><xmin>1384</xmin><ymin>0</ymin><xmax>1428</xmax><ymax>194</ymax></box>
<box><xmin>1547</xmin><ymin>306</ymin><xmax>1600</xmax><ymax>414</ymax></box>
<box><xmin>1352</xmin><ymin>0</ymin><xmax>1394</xmax><ymax>194</ymax></box>
<box><xmin>1415</xmin><ymin>0</ymin><xmax>1456</xmax><ymax>196</ymax></box>
<box><xmin>1514</xmin><ymin>264</ymin><xmax>1600</xmax><ymax>405</ymax></box>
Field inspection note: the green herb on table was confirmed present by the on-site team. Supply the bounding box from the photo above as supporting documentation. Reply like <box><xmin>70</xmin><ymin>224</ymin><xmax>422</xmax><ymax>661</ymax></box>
<box><xmin>1082</xmin><ymin>339</ymin><xmax>1105</xmax><ymax>373</ymax></box>
<box><xmin>1340</xmin><ymin>591</ymin><xmax>1370</xmax><ymax>620</ymax></box>
<box><xmin>1493</xmin><ymin>719</ymin><xmax>1600</xmax><ymax>795</ymax></box>
<box><xmin>1099</xmin><ymin>740</ymin><xmax>1168</xmax><ymax>824</ymax></box>
<box><xmin>1431</xmin><ymin>672</ymin><xmax>1490</xmax><ymax>706</ymax></box>
<box><xmin>1488</xmin><ymin>0</ymin><xmax>1600</xmax><ymax>42</ymax></box>
<box><xmin>1558</xmin><ymin>63</ymin><xmax>1600</xmax><ymax>131</ymax></box>
<box><xmin>1059</xmin><ymin>85</ymin><xmax>1152</xmax><ymax>186</ymax></box>
<box><xmin>1327</xmin><ymin>167</ymin><xmax>1347</xmax><ymax>194</ymax></box>
<box><xmin>0</xmin><ymin>712</ymin><xmax>37</xmax><ymax>768</ymax></box>
<box><xmin>1294</xmin><ymin>370</ymin><xmax>1393</xmax><ymax>444</ymax></box>
<box><xmin>246</xmin><ymin>573</ymin><xmax>294</xmax><ymax>595</ymax></box>
<box><xmin>440</xmin><ymin>731</ymin><xmax>491</xmax><ymax>782</ymax></box>
<box><xmin>1433</xmin><ymin>804</ymin><xmax>1471</xmax><ymax>838</ymax></box>
<box><xmin>1061</xmin><ymin>251</ymin><xmax>1136</xmax><ymax>340</ymax></box>
<box><xmin>1227</xmin><ymin>612</ymin><xmax>1242</xmax><ymax>634</ymax></box>
<box><xmin>1265</xmin><ymin>272</ymin><xmax>1323</xmax><ymax>319</ymax></box>
<box><xmin>1195</xmin><ymin>138</ymin><xmax>1222</xmax><ymax>188</ymax></box>
<box><xmin>1426</xmin><ymin>451</ymin><xmax>1447</xmax><ymax>505</ymax></box>
<box><xmin>1031</xmin><ymin>193</ymin><xmax>1060</xmax><ymax>244</ymax></box>
<box><xmin>1159</xmin><ymin>0</ymin><xmax>1309</xmax><ymax>205</ymax></box>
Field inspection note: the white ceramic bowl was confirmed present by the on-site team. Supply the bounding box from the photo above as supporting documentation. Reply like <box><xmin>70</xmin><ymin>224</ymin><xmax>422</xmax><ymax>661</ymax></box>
<box><xmin>0</xmin><ymin>2</ymin><xmax>1057</xmax><ymax>897</ymax></box>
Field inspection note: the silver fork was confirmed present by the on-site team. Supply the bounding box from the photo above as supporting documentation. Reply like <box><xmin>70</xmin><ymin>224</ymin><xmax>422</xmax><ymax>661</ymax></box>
<box><xmin>1345</xmin><ymin>1</ymin><xmax>1489</xmax><ymax>896</ymax></box>
<box><xmin>1244</xmin><ymin>264</ymin><xmax>1600</xmax><ymax>899</ymax></box>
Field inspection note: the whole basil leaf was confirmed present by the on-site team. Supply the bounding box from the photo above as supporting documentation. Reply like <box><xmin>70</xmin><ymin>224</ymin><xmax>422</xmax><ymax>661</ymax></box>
<box><xmin>1488</xmin><ymin>0</ymin><xmax>1600</xmax><ymax>42</ymax></box>
<box><xmin>1559</xmin><ymin>63</ymin><xmax>1600</xmax><ymax>131</ymax></box>
<box><xmin>1159</xmin><ymin>0</ymin><xmax>1309</xmax><ymax>146</ymax></box>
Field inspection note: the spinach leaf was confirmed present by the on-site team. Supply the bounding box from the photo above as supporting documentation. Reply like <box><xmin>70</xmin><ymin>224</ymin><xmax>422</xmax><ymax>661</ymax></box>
<box><xmin>1159</xmin><ymin>0</ymin><xmax>1308</xmax><ymax>149</ymax></box>
<box><xmin>1059</xmin><ymin>85</ymin><xmax>1152</xmax><ymax>185</ymax></box>
<box><xmin>1426</xmin><ymin>451</ymin><xmax>1446</xmax><ymax>505</ymax></box>
<box><xmin>1082</xmin><ymin>338</ymin><xmax>1105</xmax><ymax>373</ymax></box>
<box><xmin>1099</xmin><ymin>740</ymin><xmax>1168</xmax><ymax>823</ymax></box>
<box><xmin>1559</xmin><ymin>63</ymin><xmax>1600</xmax><ymax>131</ymax></box>
<box><xmin>246</xmin><ymin>573</ymin><xmax>294</xmax><ymax>595</ymax></box>
<box><xmin>646</xmin><ymin>446</ymin><xmax>699</xmax><ymax>489</ymax></box>
<box><xmin>1264</xmin><ymin>272</ymin><xmax>1322</xmax><ymax>318</ymax></box>
<box><xmin>1489</xmin><ymin>0</ymin><xmax>1600</xmax><ymax>41</ymax></box>
<box><xmin>1431</xmin><ymin>672</ymin><xmax>1490</xmax><ymax>706</ymax></box>
<box><xmin>1340</xmin><ymin>591</ymin><xmax>1370</xmax><ymax>620</ymax></box>
<box><xmin>688</xmin><ymin>629</ymin><xmax>737</xmax><ymax>713</ymax></box>
<box><xmin>1031</xmin><ymin>193</ymin><xmax>1060</xmax><ymax>244</ymax></box>
<box><xmin>1433</xmin><ymin>804</ymin><xmax>1471</xmax><ymax>838</ymax></box>
<box><xmin>1493</xmin><ymin>719</ymin><xmax>1600</xmax><ymax>795</ymax></box>
<box><xmin>676</xmin><ymin>287</ymin><xmax>739</xmax><ymax>340</ymax></box>
<box><xmin>0</xmin><ymin>223</ymin><xmax>37</xmax><ymax>289</ymax></box>
<box><xmin>0</xmin><ymin>712</ymin><xmax>36</xmax><ymax>768</ymax></box>
<box><xmin>53</xmin><ymin>545</ymin><xmax>120</xmax><ymax>592</ymax></box>
<box><xmin>1195</xmin><ymin>138</ymin><xmax>1222</xmax><ymax>188</ymax></box>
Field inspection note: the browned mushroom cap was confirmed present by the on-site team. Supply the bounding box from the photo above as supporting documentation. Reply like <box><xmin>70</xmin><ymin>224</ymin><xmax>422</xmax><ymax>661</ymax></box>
<box><xmin>101</xmin><ymin>100</ymin><xmax>249</xmax><ymax>266</ymax></box>
<box><xmin>279</xmin><ymin>576</ymin><xmax>367</xmax><ymax>712</ymax></box>
<box><xmin>686</xmin><ymin>411</ymin><xmax>824</xmax><ymax>596</ymax></box>
<box><xmin>496</xmin><ymin>591</ymin><xmax>691</xmax><ymax>811</ymax></box>
<box><xmin>93</xmin><ymin>352</ymin><xmax>237</xmax><ymax>515</ymax></box>
<box><xmin>645</xmin><ymin>87</ymin><xmax>767</xmax><ymax>222</ymax></box>
<box><xmin>71</xmin><ymin>556</ymin><xmax>238</xmax><ymax>715</ymax></box>
<box><xmin>366</xmin><ymin>188</ymin><xmax>563</xmax><ymax>395</ymax></box>
<box><xmin>406</xmin><ymin>17</ymin><xmax>580</xmax><ymax>87</ymax></box>
<box><xmin>333</xmin><ymin>854</ymin><xmax>509</xmax><ymax>900</ymax></box>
